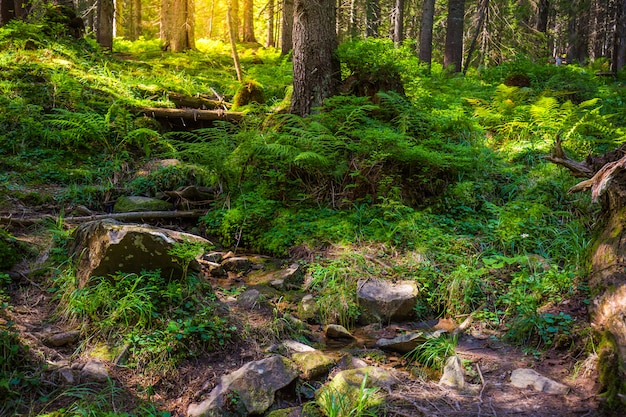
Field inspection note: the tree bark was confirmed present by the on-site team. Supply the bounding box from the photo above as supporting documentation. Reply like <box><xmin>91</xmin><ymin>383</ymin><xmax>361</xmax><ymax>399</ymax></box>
<box><xmin>463</xmin><ymin>0</ymin><xmax>489</xmax><ymax>73</ymax></box>
<box><xmin>242</xmin><ymin>0</ymin><xmax>256</xmax><ymax>42</ymax></box>
<box><xmin>536</xmin><ymin>0</ymin><xmax>550</xmax><ymax>33</ymax></box>
<box><xmin>160</xmin><ymin>0</ymin><xmax>194</xmax><ymax>52</ymax></box>
<box><xmin>280</xmin><ymin>0</ymin><xmax>294</xmax><ymax>55</ymax></box>
<box><xmin>614</xmin><ymin>0</ymin><xmax>626</xmax><ymax>71</ymax></box>
<box><xmin>418</xmin><ymin>0</ymin><xmax>435</xmax><ymax>66</ymax></box>
<box><xmin>444</xmin><ymin>0</ymin><xmax>465</xmax><ymax>72</ymax></box>
<box><xmin>290</xmin><ymin>0</ymin><xmax>340</xmax><ymax>116</ymax></box>
<box><xmin>97</xmin><ymin>0</ymin><xmax>114</xmax><ymax>50</ymax></box>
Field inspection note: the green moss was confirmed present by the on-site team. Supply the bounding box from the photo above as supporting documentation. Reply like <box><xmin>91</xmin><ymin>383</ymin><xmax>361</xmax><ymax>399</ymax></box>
<box><xmin>597</xmin><ymin>331</ymin><xmax>626</xmax><ymax>411</ymax></box>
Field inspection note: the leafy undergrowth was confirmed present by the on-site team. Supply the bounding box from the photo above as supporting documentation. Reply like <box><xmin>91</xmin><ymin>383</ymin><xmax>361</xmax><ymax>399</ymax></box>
<box><xmin>1</xmin><ymin>22</ymin><xmax>625</xmax><ymax>416</ymax></box>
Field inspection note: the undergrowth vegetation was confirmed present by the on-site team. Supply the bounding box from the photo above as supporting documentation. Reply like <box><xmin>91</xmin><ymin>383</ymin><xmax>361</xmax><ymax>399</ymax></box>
<box><xmin>1</xmin><ymin>20</ymin><xmax>624</xmax><ymax>416</ymax></box>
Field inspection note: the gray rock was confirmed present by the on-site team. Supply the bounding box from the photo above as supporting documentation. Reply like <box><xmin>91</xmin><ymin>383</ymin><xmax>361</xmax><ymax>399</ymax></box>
<box><xmin>291</xmin><ymin>351</ymin><xmax>336</xmax><ymax>380</ymax></box>
<box><xmin>278</xmin><ymin>263</ymin><xmax>305</xmax><ymax>289</ymax></box>
<box><xmin>510</xmin><ymin>368</ymin><xmax>570</xmax><ymax>395</ymax></box>
<box><xmin>69</xmin><ymin>220</ymin><xmax>209</xmax><ymax>287</ymax></box>
<box><xmin>80</xmin><ymin>360</ymin><xmax>109</xmax><ymax>383</ymax></box>
<box><xmin>297</xmin><ymin>294</ymin><xmax>319</xmax><ymax>323</ymax></box>
<box><xmin>325</xmin><ymin>324</ymin><xmax>355</xmax><ymax>340</ymax></box>
<box><xmin>439</xmin><ymin>355</ymin><xmax>465</xmax><ymax>390</ymax></box>
<box><xmin>237</xmin><ymin>289</ymin><xmax>265</xmax><ymax>309</ymax></box>
<box><xmin>221</xmin><ymin>257</ymin><xmax>252</xmax><ymax>273</ymax></box>
<box><xmin>187</xmin><ymin>356</ymin><xmax>299</xmax><ymax>417</ymax></box>
<box><xmin>357</xmin><ymin>279</ymin><xmax>418</xmax><ymax>323</ymax></box>
<box><xmin>266</xmin><ymin>407</ymin><xmax>303</xmax><ymax>417</ymax></box>
<box><xmin>376</xmin><ymin>329</ymin><xmax>447</xmax><ymax>354</ymax></box>
<box><xmin>58</xmin><ymin>367</ymin><xmax>75</xmax><ymax>385</ymax></box>
<box><xmin>43</xmin><ymin>330</ymin><xmax>80</xmax><ymax>347</ymax></box>
<box><xmin>270</xmin><ymin>279</ymin><xmax>285</xmax><ymax>290</ymax></box>
<box><xmin>113</xmin><ymin>196</ymin><xmax>173</xmax><ymax>213</ymax></box>
<box><xmin>203</xmin><ymin>252</ymin><xmax>224</xmax><ymax>264</ymax></box>
<box><xmin>336</xmin><ymin>354</ymin><xmax>369</xmax><ymax>371</ymax></box>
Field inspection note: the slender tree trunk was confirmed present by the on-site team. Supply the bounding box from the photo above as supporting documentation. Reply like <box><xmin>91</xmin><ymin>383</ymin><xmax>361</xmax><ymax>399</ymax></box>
<box><xmin>160</xmin><ymin>0</ymin><xmax>194</xmax><ymax>52</ymax></box>
<box><xmin>290</xmin><ymin>0</ymin><xmax>340</xmax><ymax>116</ymax></box>
<box><xmin>365</xmin><ymin>0</ymin><xmax>380</xmax><ymax>37</ymax></box>
<box><xmin>349</xmin><ymin>0</ymin><xmax>357</xmax><ymax>39</ymax></box>
<box><xmin>392</xmin><ymin>0</ymin><xmax>404</xmax><ymax>44</ymax></box>
<box><xmin>280</xmin><ymin>0</ymin><xmax>294</xmax><ymax>55</ymax></box>
<box><xmin>614</xmin><ymin>0</ymin><xmax>626</xmax><ymax>71</ymax></box>
<box><xmin>130</xmin><ymin>0</ymin><xmax>142</xmax><ymax>40</ymax></box>
<box><xmin>232</xmin><ymin>0</ymin><xmax>240</xmax><ymax>42</ymax></box>
<box><xmin>97</xmin><ymin>0</ymin><xmax>114</xmax><ymax>50</ymax></box>
<box><xmin>242</xmin><ymin>0</ymin><xmax>256</xmax><ymax>42</ymax></box>
<box><xmin>418</xmin><ymin>0</ymin><xmax>435</xmax><ymax>66</ymax></box>
<box><xmin>209</xmin><ymin>0</ymin><xmax>215</xmax><ymax>38</ymax></box>
<box><xmin>444</xmin><ymin>0</ymin><xmax>465</xmax><ymax>72</ymax></box>
<box><xmin>463</xmin><ymin>0</ymin><xmax>489</xmax><ymax>73</ymax></box>
<box><xmin>267</xmin><ymin>0</ymin><xmax>275</xmax><ymax>47</ymax></box>
<box><xmin>228</xmin><ymin>0</ymin><xmax>243</xmax><ymax>82</ymax></box>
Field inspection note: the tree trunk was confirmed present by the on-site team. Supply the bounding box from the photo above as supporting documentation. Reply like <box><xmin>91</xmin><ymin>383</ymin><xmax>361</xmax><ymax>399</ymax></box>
<box><xmin>280</xmin><ymin>0</ymin><xmax>294</xmax><ymax>55</ymax></box>
<box><xmin>392</xmin><ymin>0</ymin><xmax>404</xmax><ymax>45</ymax></box>
<box><xmin>365</xmin><ymin>0</ymin><xmax>380</xmax><ymax>37</ymax></box>
<box><xmin>227</xmin><ymin>0</ymin><xmax>243</xmax><ymax>82</ymax></box>
<box><xmin>536</xmin><ymin>0</ymin><xmax>550</xmax><ymax>33</ymax></box>
<box><xmin>130</xmin><ymin>0</ymin><xmax>142</xmax><ymax>40</ymax></box>
<box><xmin>97</xmin><ymin>0</ymin><xmax>114</xmax><ymax>50</ymax></box>
<box><xmin>418</xmin><ymin>0</ymin><xmax>435</xmax><ymax>66</ymax></box>
<box><xmin>242</xmin><ymin>0</ymin><xmax>256</xmax><ymax>42</ymax></box>
<box><xmin>546</xmin><ymin>139</ymin><xmax>626</xmax><ymax>411</ymax></box>
<box><xmin>161</xmin><ymin>0</ymin><xmax>194</xmax><ymax>52</ymax></box>
<box><xmin>613</xmin><ymin>0</ymin><xmax>626</xmax><ymax>71</ymax></box>
<box><xmin>463</xmin><ymin>0</ymin><xmax>489</xmax><ymax>73</ymax></box>
<box><xmin>444</xmin><ymin>0</ymin><xmax>465</xmax><ymax>72</ymax></box>
<box><xmin>267</xmin><ymin>0</ymin><xmax>275</xmax><ymax>47</ymax></box>
<box><xmin>290</xmin><ymin>0</ymin><xmax>340</xmax><ymax>116</ymax></box>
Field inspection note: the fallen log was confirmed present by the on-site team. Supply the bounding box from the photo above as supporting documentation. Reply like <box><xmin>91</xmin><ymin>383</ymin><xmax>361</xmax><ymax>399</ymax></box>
<box><xmin>137</xmin><ymin>107</ymin><xmax>244</xmax><ymax>123</ymax></box>
<box><xmin>0</xmin><ymin>210</ymin><xmax>206</xmax><ymax>228</ymax></box>
<box><xmin>167</xmin><ymin>92</ymin><xmax>228</xmax><ymax>110</ymax></box>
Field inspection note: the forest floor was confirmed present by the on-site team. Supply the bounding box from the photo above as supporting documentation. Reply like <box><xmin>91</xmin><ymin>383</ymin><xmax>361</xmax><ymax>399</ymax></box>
<box><xmin>2</xmin><ymin>196</ymin><xmax>603</xmax><ymax>417</ymax></box>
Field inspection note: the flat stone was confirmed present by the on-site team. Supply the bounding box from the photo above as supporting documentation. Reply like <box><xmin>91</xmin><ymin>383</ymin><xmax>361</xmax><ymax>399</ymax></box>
<box><xmin>376</xmin><ymin>329</ymin><xmax>447</xmax><ymax>354</ymax></box>
<box><xmin>510</xmin><ymin>368</ymin><xmax>570</xmax><ymax>395</ymax></box>
<box><xmin>80</xmin><ymin>360</ymin><xmax>109</xmax><ymax>383</ymax></box>
<box><xmin>221</xmin><ymin>256</ymin><xmax>252</xmax><ymax>273</ymax></box>
<box><xmin>43</xmin><ymin>330</ymin><xmax>80</xmax><ymax>347</ymax></box>
<box><xmin>188</xmin><ymin>356</ymin><xmax>299</xmax><ymax>417</ymax></box>
<box><xmin>325</xmin><ymin>324</ymin><xmax>355</xmax><ymax>340</ymax></box>
<box><xmin>357</xmin><ymin>279</ymin><xmax>418</xmax><ymax>323</ymax></box>
<box><xmin>291</xmin><ymin>351</ymin><xmax>336</xmax><ymax>380</ymax></box>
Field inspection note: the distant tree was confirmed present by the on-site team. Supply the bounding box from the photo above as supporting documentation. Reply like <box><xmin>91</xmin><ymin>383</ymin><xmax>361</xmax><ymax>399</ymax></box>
<box><xmin>242</xmin><ymin>0</ymin><xmax>256</xmax><ymax>42</ymax></box>
<box><xmin>0</xmin><ymin>0</ymin><xmax>26</xmax><ymax>26</ymax></box>
<box><xmin>365</xmin><ymin>0</ymin><xmax>380</xmax><ymax>37</ymax></box>
<box><xmin>418</xmin><ymin>0</ymin><xmax>435</xmax><ymax>66</ymax></box>
<box><xmin>280</xmin><ymin>0</ymin><xmax>294</xmax><ymax>55</ymax></box>
<box><xmin>291</xmin><ymin>0</ymin><xmax>340</xmax><ymax>116</ymax></box>
<box><xmin>97</xmin><ymin>0</ymin><xmax>114</xmax><ymax>49</ymax></box>
<box><xmin>391</xmin><ymin>0</ymin><xmax>404</xmax><ymax>44</ymax></box>
<box><xmin>116</xmin><ymin>0</ymin><xmax>142</xmax><ymax>40</ymax></box>
<box><xmin>614</xmin><ymin>0</ymin><xmax>626</xmax><ymax>71</ymax></box>
<box><xmin>537</xmin><ymin>0</ymin><xmax>550</xmax><ymax>33</ymax></box>
<box><xmin>161</xmin><ymin>0</ymin><xmax>195</xmax><ymax>52</ymax></box>
<box><xmin>444</xmin><ymin>0</ymin><xmax>465</xmax><ymax>72</ymax></box>
<box><xmin>267</xmin><ymin>0</ymin><xmax>275</xmax><ymax>47</ymax></box>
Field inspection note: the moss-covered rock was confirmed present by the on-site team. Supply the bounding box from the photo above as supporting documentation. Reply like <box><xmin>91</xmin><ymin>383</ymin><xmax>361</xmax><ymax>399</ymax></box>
<box><xmin>291</xmin><ymin>351</ymin><xmax>336</xmax><ymax>380</ymax></box>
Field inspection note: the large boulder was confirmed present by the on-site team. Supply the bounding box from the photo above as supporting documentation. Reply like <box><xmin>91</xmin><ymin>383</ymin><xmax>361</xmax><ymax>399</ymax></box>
<box><xmin>357</xmin><ymin>279</ymin><xmax>418</xmax><ymax>323</ymax></box>
<box><xmin>187</xmin><ymin>356</ymin><xmax>299</xmax><ymax>417</ymax></box>
<box><xmin>69</xmin><ymin>219</ymin><xmax>209</xmax><ymax>287</ymax></box>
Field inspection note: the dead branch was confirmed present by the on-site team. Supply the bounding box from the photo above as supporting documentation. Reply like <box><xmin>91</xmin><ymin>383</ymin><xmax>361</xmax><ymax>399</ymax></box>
<box><xmin>0</xmin><ymin>210</ymin><xmax>206</xmax><ymax>228</ymax></box>
<box><xmin>543</xmin><ymin>134</ymin><xmax>595</xmax><ymax>178</ymax></box>
<box><xmin>167</xmin><ymin>92</ymin><xmax>229</xmax><ymax>110</ymax></box>
<box><xmin>568</xmin><ymin>154</ymin><xmax>626</xmax><ymax>202</ymax></box>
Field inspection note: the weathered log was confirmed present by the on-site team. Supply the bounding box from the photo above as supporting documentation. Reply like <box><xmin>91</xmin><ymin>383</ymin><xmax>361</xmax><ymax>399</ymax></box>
<box><xmin>167</xmin><ymin>92</ymin><xmax>228</xmax><ymax>110</ymax></box>
<box><xmin>0</xmin><ymin>210</ymin><xmax>206</xmax><ymax>228</ymax></box>
<box><xmin>137</xmin><ymin>107</ymin><xmax>244</xmax><ymax>123</ymax></box>
<box><xmin>543</xmin><ymin>134</ymin><xmax>595</xmax><ymax>178</ymax></box>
